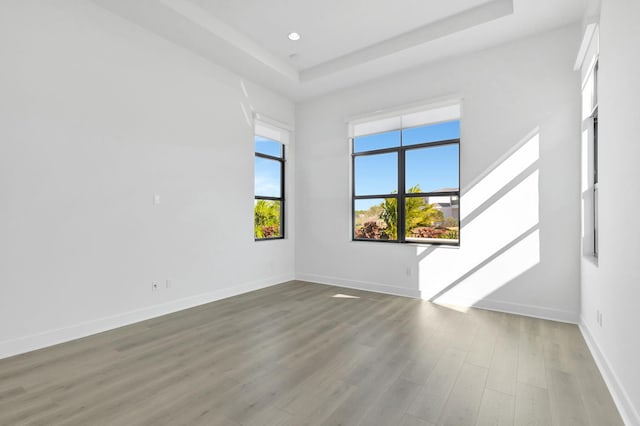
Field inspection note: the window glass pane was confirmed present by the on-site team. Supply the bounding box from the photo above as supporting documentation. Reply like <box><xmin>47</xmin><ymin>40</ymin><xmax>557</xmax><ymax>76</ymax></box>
<box><xmin>582</xmin><ymin>71</ymin><xmax>595</xmax><ymax>120</ymax></box>
<box><xmin>255</xmin><ymin>157</ymin><xmax>281</xmax><ymax>197</ymax></box>
<box><xmin>354</xmin><ymin>152</ymin><xmax>397</xmax><ymax>196</ymax></box>
<box><xmin>593</xmin><ymin>115</ymin><xmax>598</xmax><ymax>184</ymax></box>
<box><xmin>405</xmin><ymin>195</ymin><xmax>459</xmax><ymax>242</ymax></box>
<box><xmin>405</xmin><ymin>144</ymin><xmax>459</xmax><ymax>193</ymax></box>
<box><xmin>593</xmin><ymin>63</ymin><xmax>598</xmax><ymax>107</ymax></box>
<box><xmin>354</xmin><ymin>198</ymin><xmax>398</xmax><ymax>241</ymax></box>
<box><xmin>354</xmin><ymin>130</ymin><xmax>400</xmax><ymax>153</ymax></box>
<box><xmin>254</xmin><ymin>200</ymin><xmax>282</xmax><ymax>239</ymax></box>
<box><xmin>402</xmin><ymin>120</ymin><xmax>460</xmax><ymax>146</ymax></box>
<box><xmin>255</xmin><ymin>136</ymin><xmax>282</xmax><ymax>157</ymax></box>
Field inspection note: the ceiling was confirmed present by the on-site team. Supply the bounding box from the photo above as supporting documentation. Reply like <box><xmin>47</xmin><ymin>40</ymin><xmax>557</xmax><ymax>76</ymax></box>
<box><xmin>92</xmin><ymin>0</ymin><xmax>586</xmax><ymax>101</ymax></box>
<box><xmin>193</xmin><ymin>0</ymin><xmax>493</xmax><ymax>70</ymax></box>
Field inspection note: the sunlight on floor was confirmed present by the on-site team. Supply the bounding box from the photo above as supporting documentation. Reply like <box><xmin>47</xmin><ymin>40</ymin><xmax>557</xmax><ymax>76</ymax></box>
<box><xmin>332</xmin><ymin>293</ymin><xmax>361</xmax><ymax>299</ymax></box>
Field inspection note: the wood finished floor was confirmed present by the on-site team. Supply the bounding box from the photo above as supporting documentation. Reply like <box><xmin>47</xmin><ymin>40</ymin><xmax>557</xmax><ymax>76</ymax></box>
<box><xmin>0</xmin><ymin>281</ymin><xmax>623</xmax><ymax>426</ymax></box>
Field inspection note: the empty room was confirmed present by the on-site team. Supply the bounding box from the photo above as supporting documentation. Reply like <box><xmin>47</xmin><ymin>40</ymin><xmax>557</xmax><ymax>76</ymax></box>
<box><xmin>1</xmin><ymin>0</ymin><xmax>639</xmax><ymax>424</ymax></box>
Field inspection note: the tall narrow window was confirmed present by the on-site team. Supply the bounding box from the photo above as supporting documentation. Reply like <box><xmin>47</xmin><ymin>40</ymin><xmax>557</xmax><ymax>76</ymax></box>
<box><xmin>578</xmin><ymin>24</ymin><xmax>599</xmax><ymax>259</ymax></box>
<box><xmin>254</xmin><ymin>135</ymin><xmax>284</xmax><ymax>240</ymax></box>
<box><xmin>592</xmin><ymin>61</ymin><xmax>599</xmax><ymax>256</ymax></box>
<box><xmin>351</xmin><ymin>104</ymin><xmax>461</xmax><ymax>245</ymax></box>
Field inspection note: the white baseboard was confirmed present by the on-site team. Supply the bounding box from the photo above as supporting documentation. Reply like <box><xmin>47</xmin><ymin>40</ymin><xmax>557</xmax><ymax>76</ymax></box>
<box><xmin>296</xmin><ymin>273</ymin><xmax>577</xmax><ymax>324</ymax></box>
<box><xmin>0</xmin><ymin>273</ymin><xmax>294</xmax><ymax>360</ymax></box>
<box><xmin>295</xmin><ymin>273</ymin><xmax>421</xmax><ymax>299</ymax></box>
<box><xmin>579</xmin><ymin>318</ymin><xmax>640</xmax><ymax>426</ymax></box>
<box><xmin>465</xmin><ymin>297</ymin><xmax>578</xmax><ymax>323</ymax></box>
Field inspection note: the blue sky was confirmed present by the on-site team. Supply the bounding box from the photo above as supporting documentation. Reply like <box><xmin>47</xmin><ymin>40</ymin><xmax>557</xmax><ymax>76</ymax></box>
<box><xmin>255</xmin><ymin>137</ymin><xmax>282</xmax><ymax>197</ymax></box>
<box><xmin>354</xmin><ymin>121</ymin><xmax>460</xmax><ymax>210</ymax></box>
<box><xmin>255</xmin><ymin>137</ymin><xmax>282</xmax><ymax>157</ymax></box>
<box><xmin>354</xmin><ymin>120</ymin><xmax>459</xmax><ymax>152</ymax></box>
<box><xmin>254</xmin><ymin>121</ymin><xmax>460</xmax><ymax>208</ymax></box>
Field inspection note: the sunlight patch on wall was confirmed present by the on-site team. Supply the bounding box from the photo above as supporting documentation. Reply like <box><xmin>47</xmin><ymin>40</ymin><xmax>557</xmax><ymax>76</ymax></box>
<box><xmin>462</xmin><ymin>132</ymin><xmax>539</xmax><ymax>221</ymax></box>
<box><xmin>434</xmin><ymin>228</ymin><xmax>540</xmax><ymax>307</ymax></box>
<box><xmin>417</xmin><ymin>132</ymin><xmax>540</xmax><ymax>305</ymax></box>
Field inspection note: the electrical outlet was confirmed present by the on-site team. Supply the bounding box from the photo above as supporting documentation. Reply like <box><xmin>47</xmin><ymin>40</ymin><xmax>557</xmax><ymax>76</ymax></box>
<box><xmin>406</xmin><ymin>267</ymin><xmax>412</xmax><ymax>277</ymax></box>
<box><xmin>165</xmin><ymin>279</ymin><xmax>171</xmax><ymax>289</ymax></box>
<box><xmin>152</xmin><ymin>281</ymin><xmax>160</xmax><ymax>292</ymax></box>
<box><xmin>600</xmin><ymin>311</ymin><xmax>603</xmax><ymax>327</ymax></box>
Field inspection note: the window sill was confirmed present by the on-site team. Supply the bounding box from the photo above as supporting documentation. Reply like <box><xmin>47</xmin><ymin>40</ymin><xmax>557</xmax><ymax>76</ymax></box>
<box><xmin>351</xmin><ymin>239</ymin><xmax>459</xmax><ymax>248</ymax></box>
<box><xmin>406</xmin><ymin>241</ymin><xmax>459</xmax><ymax>248</ymax></box>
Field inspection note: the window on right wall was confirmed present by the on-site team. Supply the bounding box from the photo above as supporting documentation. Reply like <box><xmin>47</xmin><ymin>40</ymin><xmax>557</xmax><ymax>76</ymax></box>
<box><xmin>582</xmin><ymin>59</ymin><xmax>599</xmax><ymax>256</ymax></box>
<box><xmin>592</xmin><ymin>61</ymin><xmax>599</xmax><ymax>257</ymax></box>
<box><xmin>578</xmin><ymin>23</ymin><xmax>599</xmax><ymax>260</ymax></box>
<box><xmin>351</xmin><ymin>103</ymin><xmax>461</xmax><ymax>245</ymax></box>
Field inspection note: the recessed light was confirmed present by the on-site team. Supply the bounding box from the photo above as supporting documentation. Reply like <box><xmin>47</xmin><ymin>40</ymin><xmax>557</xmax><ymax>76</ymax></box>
<box><xmin>288</xmin><ymin>32</ymin><xmax>301</xmax><ymax>41</ymax></box>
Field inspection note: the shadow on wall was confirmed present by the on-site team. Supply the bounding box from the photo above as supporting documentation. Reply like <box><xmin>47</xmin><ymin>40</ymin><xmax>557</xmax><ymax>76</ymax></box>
<box><xmin>415</xmin><ymin>129</ymin><xmax>541</xmax><ymax>310</ymax></box>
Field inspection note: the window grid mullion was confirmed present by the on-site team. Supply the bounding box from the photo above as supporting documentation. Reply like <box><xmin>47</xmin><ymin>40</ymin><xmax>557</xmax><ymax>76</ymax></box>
<box><xmin>404</xmin><ymin>191</ymin><xmax>460</xmax><ymax>198</ymax></box>
<box><xmin>280</xmin><ymin>148</ymin><xmax>285</xmax><ymax>238</ymax></box>
<box><xmin>255</xmin><ymin>152</ymin><xmax>283</xmax><ymax>161</ymax></box>
<box><xmin>398</xmin><ymin>131</ymin><xmax>406</xmax><ymax>243</ymax></box>
<box><xmin>351</xmin><ymin>150</ymin><xmax>356</xmax><ymax>241</ymax></box>
<box><xmin>353</xmin><ymin>195</ymin><xmax>401</xmax><ymax>199</ymax></box>
<box><xmin>353</xmin><ymin>138</ymin><xmax>459</xmax><ymax>157</ymax></box>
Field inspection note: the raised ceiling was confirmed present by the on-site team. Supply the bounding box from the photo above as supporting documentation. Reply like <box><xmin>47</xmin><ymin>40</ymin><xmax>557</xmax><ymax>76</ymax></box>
<box><xmin>93</xmin><ymin>0</ymin><xmax>586</xmax><ymax>100</ymax></box>
<box><xmin>193</xmin><ymin>0</ymin><xmax>494</xmax><ymax>70</ymax></box>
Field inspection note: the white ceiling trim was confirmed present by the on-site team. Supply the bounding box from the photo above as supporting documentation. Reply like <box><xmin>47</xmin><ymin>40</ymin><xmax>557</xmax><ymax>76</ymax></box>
<box><xmin>98</xmin><ymin>0</ymin><xmax>512</xmax><ymax>85</ymax></box>
<box><xmin>91</xmin><ymin>0</ymin><xmax>586</xmax><ymax>101</ymax></box>
<box><xmin>300</xmin><ymin>0</ymin><xmax>514</xmax><ymax>82</ymax></box>
<box><xmin>254</xmin><ymin>112</ymin><xmax>294</xmax><ymax>133</ymax></box>
<box><xmin>159</xmin><ymin>0</ymin><xmax>299</xmax><ymax>82</ymax></box>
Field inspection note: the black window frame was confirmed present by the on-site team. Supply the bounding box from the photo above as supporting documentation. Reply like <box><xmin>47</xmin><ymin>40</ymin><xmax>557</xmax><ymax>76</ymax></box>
<box><xmin>254</xmin><ymin>137</ymin><xmax>285</xmax><ymax>241</ymax></box>
<box><xmin>351</xmin><ymin>122</ymin><xmax>461</xmax><ymax>246</ymax></box>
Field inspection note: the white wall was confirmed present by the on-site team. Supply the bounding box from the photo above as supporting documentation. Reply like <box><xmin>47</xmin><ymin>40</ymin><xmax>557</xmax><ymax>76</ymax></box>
<box><xmin>0</xmin><ymin>0</ymin><xmax>295</xmax><ymax>358</ymax></box>
<box><xmin>296</xmin><ymin>25</ymin><xmax>582</xmax><ymax>322</ymax></box>
<box><xmin>580</xmin><ymin>0</ymin><xmax>640</xmax><ymax>423</ymax></box>
<box><xmin>1</xmin><ymin>4</ymin><xmax>636</xmax><ymax>422</ymax></box>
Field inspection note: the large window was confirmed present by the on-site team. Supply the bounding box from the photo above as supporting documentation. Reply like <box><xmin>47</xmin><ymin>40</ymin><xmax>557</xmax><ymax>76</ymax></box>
<box><xmin>254</xmin><ymin>135</ymin><xmax>284</xmax><ymax>240</ymax></box>
<box><xmin>352</xmin><ymin>112</ymin><xmax>460</xmax><ymax>245</ymax></box>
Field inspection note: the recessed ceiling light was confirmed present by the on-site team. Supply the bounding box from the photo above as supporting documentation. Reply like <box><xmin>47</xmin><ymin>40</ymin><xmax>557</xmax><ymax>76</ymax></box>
<box><xmin>288</xmin><ymin>32</ymin><xmax>301</xmax><ymax>41</ymax></box>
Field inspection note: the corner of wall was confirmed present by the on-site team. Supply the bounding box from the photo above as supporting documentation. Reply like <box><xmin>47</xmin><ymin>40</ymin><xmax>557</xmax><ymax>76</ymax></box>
<box><xmin>294</xmin><ymin>273</ymin><xmax>422</xmax><ymax>299</ymax></box>
<box><xmin>579</xmin><ymin>316</ymin><xmax>640</xmax><ymax>426</ymax></box>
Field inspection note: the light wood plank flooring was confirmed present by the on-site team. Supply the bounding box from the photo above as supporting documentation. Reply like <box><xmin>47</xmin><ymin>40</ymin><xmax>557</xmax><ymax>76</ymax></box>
<box><xmin>0</xmin><ymin>281</ymin><xmax>623</xmax><ymax>425</ymax></box>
